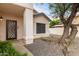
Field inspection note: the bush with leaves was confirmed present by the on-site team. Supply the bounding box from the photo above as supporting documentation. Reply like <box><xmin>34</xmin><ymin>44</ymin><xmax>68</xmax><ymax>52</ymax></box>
<box><xmin>0</xmin><ymin>41</ymin><xmax>27</xmax><ymax>56</ymax></box>
<box><xmin>49</xmin><ymin>18</ymin><xmax>60</xmax><ymax>28</ymax></box>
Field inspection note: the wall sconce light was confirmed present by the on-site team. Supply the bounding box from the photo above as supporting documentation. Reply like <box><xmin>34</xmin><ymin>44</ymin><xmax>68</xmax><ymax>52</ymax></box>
<box><xmin>0</xmin><ymin>16</ymin><xmax>3</xmax><ymax>21</ymax></box>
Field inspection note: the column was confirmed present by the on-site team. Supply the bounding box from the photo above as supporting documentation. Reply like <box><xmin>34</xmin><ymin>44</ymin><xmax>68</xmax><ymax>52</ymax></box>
<box><xmin>23</xmin><ymin>8</ymin><xmax>33</xmax><ymax>44</ymax></box>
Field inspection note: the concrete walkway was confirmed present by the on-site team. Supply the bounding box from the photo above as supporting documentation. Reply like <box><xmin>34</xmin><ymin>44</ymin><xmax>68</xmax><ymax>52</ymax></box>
<box><xmin>12</xmin><ymin>39</ymin><xmax>33</xmax><ymax>56</ymax></box>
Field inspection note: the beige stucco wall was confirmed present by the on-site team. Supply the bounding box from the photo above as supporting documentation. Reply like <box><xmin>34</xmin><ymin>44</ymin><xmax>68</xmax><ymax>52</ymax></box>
<box><xmin>23</xmin><ymin>8</ymin><xmax>33</xmax><ymax>44</ymax></box>
<box><xmin>49</xmin><ymin>27</ymin><xmax>64</xmax><ymax>35</ymax></box>
<box><xmin>72</xmin><ymin>16</ymin><xmax>79</xmax><ymax>24</ymax></box>
<box><xmin>33</xmin><ymin>15</ymin><xmax>49</xmax><ymax>38</ymax></box>
<box><xmin>49</xmin><ymin>26</ymin><xmax>79</xmax><ymax>37</ymax></box>
<box><xmin>0</xmin><ymin>12</ymin><xmax>23</xmax><ymax>41</ymax></box>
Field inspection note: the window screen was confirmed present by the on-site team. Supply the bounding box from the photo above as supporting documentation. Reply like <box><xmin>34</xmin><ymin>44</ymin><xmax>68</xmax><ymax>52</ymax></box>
<box><xmin>36</xmin><ymin>23</ymin><xmax>45</xmax><ymax>33</ymax></box>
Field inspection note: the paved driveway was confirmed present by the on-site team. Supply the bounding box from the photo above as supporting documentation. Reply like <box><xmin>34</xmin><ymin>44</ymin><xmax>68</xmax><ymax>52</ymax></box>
<box><xmin>26</xmin><ymin>38</ymin><xmax>64</xmax><ymax>56</ymax></box>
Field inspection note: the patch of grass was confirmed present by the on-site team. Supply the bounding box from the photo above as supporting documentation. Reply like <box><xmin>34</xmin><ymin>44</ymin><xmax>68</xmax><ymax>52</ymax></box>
<box><xmin>0</xmin><ymin>41</ymin><xmax>27</xmax><ymax>56</ymax></box>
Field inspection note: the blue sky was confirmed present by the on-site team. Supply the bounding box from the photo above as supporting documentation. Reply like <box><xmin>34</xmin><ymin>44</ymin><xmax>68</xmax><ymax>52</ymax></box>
<box><xmin>33</xmin><ymin>3</ymin><xmax>52</xmax><ymax>19</ymax></box>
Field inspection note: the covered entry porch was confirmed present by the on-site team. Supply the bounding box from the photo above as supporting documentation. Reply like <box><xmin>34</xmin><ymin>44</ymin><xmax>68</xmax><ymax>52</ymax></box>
<box><xmin>0</xmin><ymin>3</ymin><xmax>33</xmax><ymax>44</ymax></box>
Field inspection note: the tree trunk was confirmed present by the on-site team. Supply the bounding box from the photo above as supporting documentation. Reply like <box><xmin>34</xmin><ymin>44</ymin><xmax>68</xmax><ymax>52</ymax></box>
<box><xmin>62</xmin><ymin>24</ymin><xmax>78</xmax><ymax>56</ymax></box>
<box><xmin>58</xmin><ymin>25</ymin><xmax>70</xmax><ymax>55</ymax></box>
<box><xmin>59</xmin><ymin>25</ymin><xmax>69</xmax><ymax>45</ymax></box>
<box><xmin>57</xmin><ymin>3</ymin><xmax>78</xmax><ymax>56</ymax></box>
<box><xmin>68</xmin><ymin>24</ymin><xmax>78</xmax><ymax>46</ymax></box>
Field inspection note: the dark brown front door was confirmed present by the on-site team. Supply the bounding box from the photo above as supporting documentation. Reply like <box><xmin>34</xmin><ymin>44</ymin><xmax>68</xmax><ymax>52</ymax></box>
<box><xmin>6</xmin><ymin>20</ymin><xmax>17</xmax><ymax>40</ymax></box>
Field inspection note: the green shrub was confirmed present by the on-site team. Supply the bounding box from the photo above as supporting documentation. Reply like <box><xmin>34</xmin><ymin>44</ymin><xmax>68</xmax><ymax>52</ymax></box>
<box><xmin>0</xmin><ymin>41</ymin><xmax>27</xmax><ymax>56</ymax></box>
<box><xmin>49</xmin><ymin>18</ymin><xmax>60</xmax><ymax>28</ymax></box>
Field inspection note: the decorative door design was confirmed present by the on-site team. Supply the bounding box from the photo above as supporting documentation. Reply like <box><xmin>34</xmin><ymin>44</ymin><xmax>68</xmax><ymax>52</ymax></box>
<box><xmin>6</xmin><ymin>20</ymin><xmax>17</xmax><ymax>40</ymax></box>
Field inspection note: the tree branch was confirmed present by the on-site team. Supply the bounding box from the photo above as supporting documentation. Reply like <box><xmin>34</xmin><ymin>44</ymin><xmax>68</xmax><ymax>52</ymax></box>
<box><xmin>67</xmin><ymin>3</ymin><xmax>78</xmax><ymax>25</ymax></box>
<box><xmin>59</xmin><ymin>13</ymin><xmax>67</xmax><ymax>25</ymax></box>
